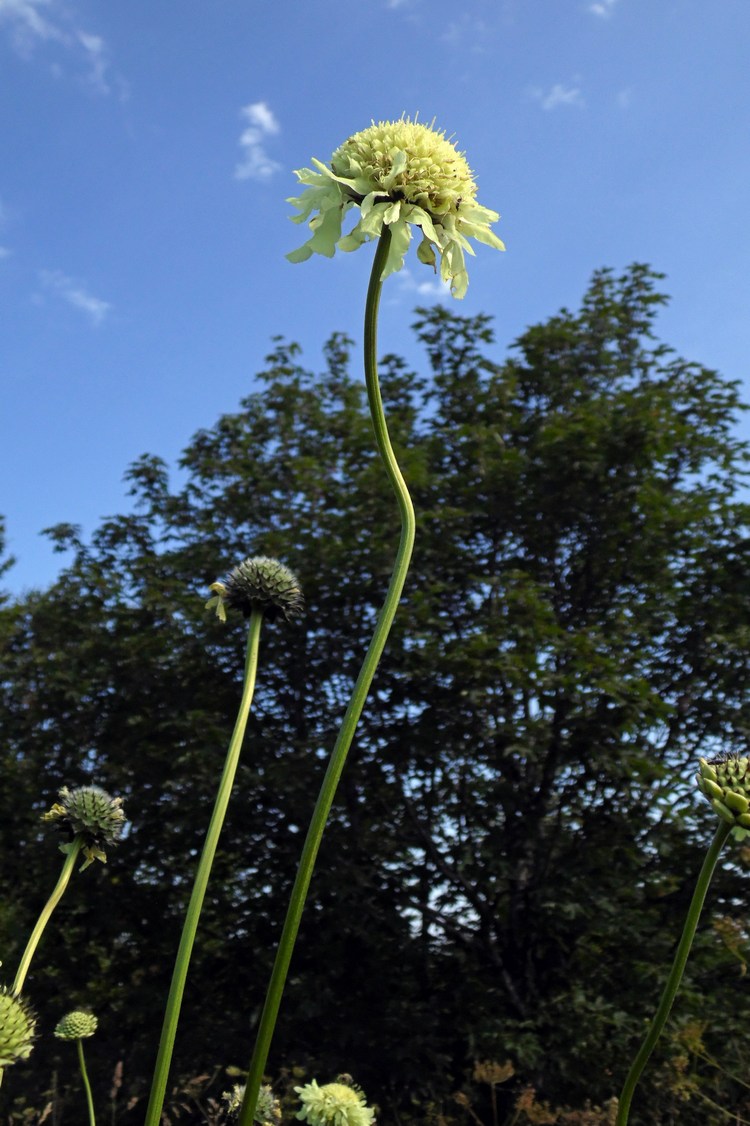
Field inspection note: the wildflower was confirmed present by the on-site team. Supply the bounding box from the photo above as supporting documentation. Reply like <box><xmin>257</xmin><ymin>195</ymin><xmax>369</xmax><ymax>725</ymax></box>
<box><xmin>206</xmin><ymin>556</ymin><xmax>304</xmax><ymax>623</ymax></box>
<box><xmin>54</xmin><ymin>1011</ymin><xmax>98</xmax><ymax>1040</ymax></box>
<box><xmin>287</xmin><ymin>116</ymin><xmax>504</xmax><ymax>298</ymax></box>
<box><xmin>697</xmin><ymin>755</ymin><xmax>750</xmax><ymax>837</ymax></box>
<box><xmin>295</xmin><ymin>1079</ymin><xmax>376</xmax><ymax>1126</ymax></box>
<box><xmin>42</xmin><ymin>785</ymin><xmax>126</xmax><ymax>869</ymax></box>
<box><xmin>0</xmin><ymin>988</ymin><xmax>36</xmax><ymax>1067</ymax></box>
<box><xmin>223</xmin><ymin>1083</ymin><xmax>281</xmax><ymax>1124</ymax></box>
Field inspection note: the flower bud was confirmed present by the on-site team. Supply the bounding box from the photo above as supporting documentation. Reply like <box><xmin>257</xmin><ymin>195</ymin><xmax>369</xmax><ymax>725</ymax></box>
<box><xmin>42</xmin><ymin>785</ymin><xmax>126</xmax><ymax>869</ymax></box>
<box><xmin>54</xmin><ymin>1010</ymin><xmax>98</xmax><ymax>1040</ymax></box>
<box><xmin>0</xmin><ymin>988</ymin><xmax>36</xmax><ymax>1067</ymax></box>
<box><xmin>697</xmin><ymin>756</ymin><xmax>750</xmax><ymax>830</ymax></box>
<box><xmin>206</xmin><ymin>556</ymin><xmax>304</xmax><ymax>623</ymax></box>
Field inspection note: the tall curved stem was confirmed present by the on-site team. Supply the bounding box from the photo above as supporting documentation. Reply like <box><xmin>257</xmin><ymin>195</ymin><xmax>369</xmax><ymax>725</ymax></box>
<box><xmin>616</xmin><ymin>820</ymin><xmax>732</xmax><ymax>1124</ymax></box>
<box><xmin>238</xmin><ymin>227</ymin><xmax>415</xmax><ymax>1126</ymax></box>
<box><xmin>144</xmin><ymin>610</ymin><xmax>263</xmax><ymax>1126</ymax></box>
<box><xmin>77</xmin><ymin>1038</ymin><xmax>97</xmax><ymax>1126</ymax></box>
<box><xmin>12</xmin><ymin>836</ymin><xmax>83</xmax><ymax>996</ymax></box>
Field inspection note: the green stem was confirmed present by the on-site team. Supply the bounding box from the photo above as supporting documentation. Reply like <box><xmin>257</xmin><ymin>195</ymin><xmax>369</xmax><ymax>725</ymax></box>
<box><xmin>77</xmin><ymin>1038</ymin><xmax>97</xmax><ymax>1126</ymax></box>
<box><xmin>237</xmin><ymin>226</ymin><xmax>415</xmax><ymax>1126</ymax></box>
<box><xmin>616</xmin><ymin>819</ymin><xmax>732</xmax><ymax>1125</ymax></box>
<box><xmin>12</xmin><ymin>836</ymin><xmax>83</xmax><ymax>995</ymax></box>
<box><xmin>144</xmin><ymin>610</ymin><xmax>264</xmax><ymax>1126</ymax></box>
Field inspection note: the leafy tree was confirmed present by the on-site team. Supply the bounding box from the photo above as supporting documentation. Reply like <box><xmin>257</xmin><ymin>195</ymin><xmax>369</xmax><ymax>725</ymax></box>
<box><xmin>1</xmin><ymin>265</ymin><xmax>749</xmax><ymax>1125</ymax></box>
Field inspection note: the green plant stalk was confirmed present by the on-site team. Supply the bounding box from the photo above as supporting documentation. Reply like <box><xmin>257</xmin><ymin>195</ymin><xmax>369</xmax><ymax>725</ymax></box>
<box><xmin>12</xmin><ymin>835</ymin><xmax>84</xmax><ymax>995</ymax></box>
<box><xmin>237</xmin><ymin>226</ymin><xmax>415</xmax><ymax>1126</ymax></box>
<box><xmin>144</xmin><ymin>609</ymin><xmax>263</xmax><ymax>1126</ymax></box>
<box><xmin>616</xmin><ymin>819</ymin><xmax>732</xmax><ymax>1125</ymax></box>
<box><xmin>77</xmin><ymin>1038</ymin><xmax>97</xmax><ymax>1126</ymax></box>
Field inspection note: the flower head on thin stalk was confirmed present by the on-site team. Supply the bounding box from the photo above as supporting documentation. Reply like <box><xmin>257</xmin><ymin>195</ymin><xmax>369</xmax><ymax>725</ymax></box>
<box><xmin>295</xmin><ymin>1079</ymin><xmax>376</xmax><ymax>1126</ymax></box>
<box><xmin>224</xmin><ymin>1083</ymin><xmax>281</xmax><ymax>1124</ymax></box>
<box><xmin>42</xmin><ymin>785</ymin><xmax>126</xmax><ymax>869</ymax></box>
<box><xmin>0</xmin><ymin>988</ymin><xmax>36</xmax><ymax>1067</ymax></box>
<box><xmin>54</xmin><ymin>1011</ymin><xmax>98</xmax><ymax>1041</ymax></box>
<box><xmin>287</xmin><ymin>115</ymin><xmax>504</xmax><ymax>298</ymax></box>
<box><xmin>206</xmin><ymin>556</ymin><xmax>304</xmax><ymax>623</ymax></box>
<box><xmin>697</xmin><ymin>755</ymin><xmax>750</xmax><ymax>839</ymax></box>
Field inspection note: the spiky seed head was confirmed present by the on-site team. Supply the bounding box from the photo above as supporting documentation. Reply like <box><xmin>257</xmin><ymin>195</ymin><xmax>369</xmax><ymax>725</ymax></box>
<box><xmin>697</xmin><ymin>755</ymin><xmax>750</xmax><ymax>836</ymax></box>
<box><xmin>222</xmin><ymin>1083</ymin><xmax>282</xmax><ymax>1124</ymax></box>
<box><xmin>54</xmin><ymin>1010</ymin><xmax>98</xmax><ymax>1040</ymax></box>
<box><xmin>206</xmin><ymin>556</ymin><xmax>304</xmax><ymax>623</ymax></box>
<box><xmin>0</xmin><ymin>988</ymin><xmax>36</xmax><ymax>1067</ymax></box>
<box><xmin>42</xmin><ymin>785</ymin><xmax>126</xmax><ymax>869</ymax></box>
<box><xmin>295</xmin><ymin>1080</ymin><xmax>376</xmax><ymax>1126</ymax></box>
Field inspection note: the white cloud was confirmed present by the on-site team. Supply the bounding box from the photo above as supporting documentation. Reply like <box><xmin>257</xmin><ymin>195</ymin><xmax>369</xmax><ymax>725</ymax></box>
<box><xmin>589</xmin><ymin>0</ymin><xmax>618</xmax><ymax>15</ymax></box>
<box><xmin>0</xmin><ymin>0</ymin><xmax>121</xmax><ymax>94</ymax></box>
<box><xmin>40</xmin><ymin>269</ymin><xmax>111</xmax><ymax>325</ymax></box>
<box><xmin>531</xmin><ymin>83</ymin><xmax>585</xmax><ymax>111</ymax></box>
<box><xmin>0</xmin><ymin>0</ymin><xmax>63</xmax><ymax>54</ymax></box>
<box><xmin>235</xmin><ymin>101</ymin><xmax>282</xmax><ymax>181</ymax></box>
<box><xmin>440</xmin><ymin>15</ymin><xmax>491</xmax><ymax>49</ymax></box>
<box><xmin>393</xmin><ymin>266</ymin><xmax>450</xmax><ymax>300</ymax></box>
<box><xmin>0</xmin><ymin>246</ymin><xmax>10</xmax><ymax>259</ymax></box>
<box><xmin>78</xmin><ymin>31</ymin><xmax>109</xmax><ymax>93</ymax></box>
<box><xmin>617</xmin><ymin>87</ymin><xmax>632</xmax><ymax>109</ymax></box>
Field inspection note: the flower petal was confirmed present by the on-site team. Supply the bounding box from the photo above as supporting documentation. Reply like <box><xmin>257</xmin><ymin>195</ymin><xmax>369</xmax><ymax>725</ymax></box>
<box><xmin>382</xmin><ymin>218</ymin><xmax>412</xmax><ymax>278</ymax></box>
<box><xmin>416</xmin><ymin>235</ymin><xmax>437</xmax><ymax>269</ymax></box>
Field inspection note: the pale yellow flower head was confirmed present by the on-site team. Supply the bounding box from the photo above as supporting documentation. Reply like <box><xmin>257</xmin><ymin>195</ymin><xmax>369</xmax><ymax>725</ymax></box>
<box><xmin>295</xmin><ymin>1080</ymin><xmax>375</xmax><ymax>1126</ymax></box>
<box><xmin>287</xmin><ymin>116</ymin><xmax>505</xmax><ymax>299</ymax></box>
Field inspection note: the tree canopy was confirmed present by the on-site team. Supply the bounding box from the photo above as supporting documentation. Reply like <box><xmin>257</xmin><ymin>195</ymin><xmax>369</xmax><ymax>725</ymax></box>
<box><xmin>1</xmin><ymin>264</ymin><xmax>749</xmax><ymax>1125</ymax></box>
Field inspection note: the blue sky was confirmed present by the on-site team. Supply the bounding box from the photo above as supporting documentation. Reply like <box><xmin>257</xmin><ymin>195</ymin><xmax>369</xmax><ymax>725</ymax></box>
<box><xmin>1</xmin><ymin>0</ymin><xmax>749</xmax><ymax>595</ymax></box>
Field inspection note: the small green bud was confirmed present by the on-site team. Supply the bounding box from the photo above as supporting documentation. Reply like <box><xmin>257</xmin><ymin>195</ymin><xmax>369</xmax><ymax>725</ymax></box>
<box><xmin>700</xmin><ymin>778</ymin><xmax>724</xmax><ymax>802</ymax></box>
<box><xmin>0</xmin><ymin>988</ymin><xmax>36</xmax><ymax>1067</ymax></box>
<box><xmin>54</xmin><ymin>1010</ymin><xmax>98</xmax><ymax>1040</ymax></box>
<box><xmin>724</xmin><ymin>790</ymin><xmax>750</xmax><ymax>815</ymax></box>
<box><xmin>699</xmin><ymin>759</ymin><xmax>718</xmax><ymax>784</ymax></box>
<box><xmin>697</xmin><ymin>755</ymin><xmax>750</xmax><ymax>830</ymax></box>
<box><xmin>206</xmin><ymin>556</ymin><xmax>304</xmax><ymax>624</ymax></box>
<box><xmin>712</xmin><ymin>799</ymin><xmax>736</xmax><ymax>825</ymax></box>
<box><xmin>42</xmin><ymin>785</ymin><xmax>126</xmax><ymax>870</ymax></box>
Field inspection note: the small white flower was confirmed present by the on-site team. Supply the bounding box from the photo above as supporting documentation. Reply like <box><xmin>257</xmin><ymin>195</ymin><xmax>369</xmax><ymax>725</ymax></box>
<box><xmin>287</xmin><ymin>116</ymin><xmax>504</xmax><ymax>299</ymax></box>
<box><xmin>222</xmin><ymin>1083</ymin><xmax>281</xmax><ymax>1124</ymax></box>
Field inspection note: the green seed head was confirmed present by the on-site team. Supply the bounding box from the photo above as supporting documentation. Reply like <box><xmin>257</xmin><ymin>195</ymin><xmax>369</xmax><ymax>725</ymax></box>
<box><xmin>206</xmin><ymin>556</ymin><xmax>304</xmax><ymax>623</ymax></box>
<box><xmin>42</xmin><ymin>785</ymin><xmax>126</xmax><ymax>869</ymax></box>
<box><xmin>0</xmin><ymin>988</ymin><xmax>36</xmax><ymax>1067</ymax></box>
<box><xmin>222</xmin><ymin>1083</ymin><xmax>282</xmax><ymax>1124</ymax></box>
<box><xmin>54</xmin><ymin>1010</ymin><xmax>98</xmax><ymax>1040</ymax></box>
<box><xmin>295</xmin><ymin>1080</ymin><xmax>376</xmax><ymax>1126</ymax></box>
<box><xmin>697</xmin><ymin>756</ymin><xmax>750</xmax><ymax>830</ymax></box>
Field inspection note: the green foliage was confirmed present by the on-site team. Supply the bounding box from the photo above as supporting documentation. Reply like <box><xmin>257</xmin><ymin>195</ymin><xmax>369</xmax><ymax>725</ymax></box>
<box><xmin>1</xmin><ymin>266</ymin><xmax>749</xmax><ymax>1124</ymax></box>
